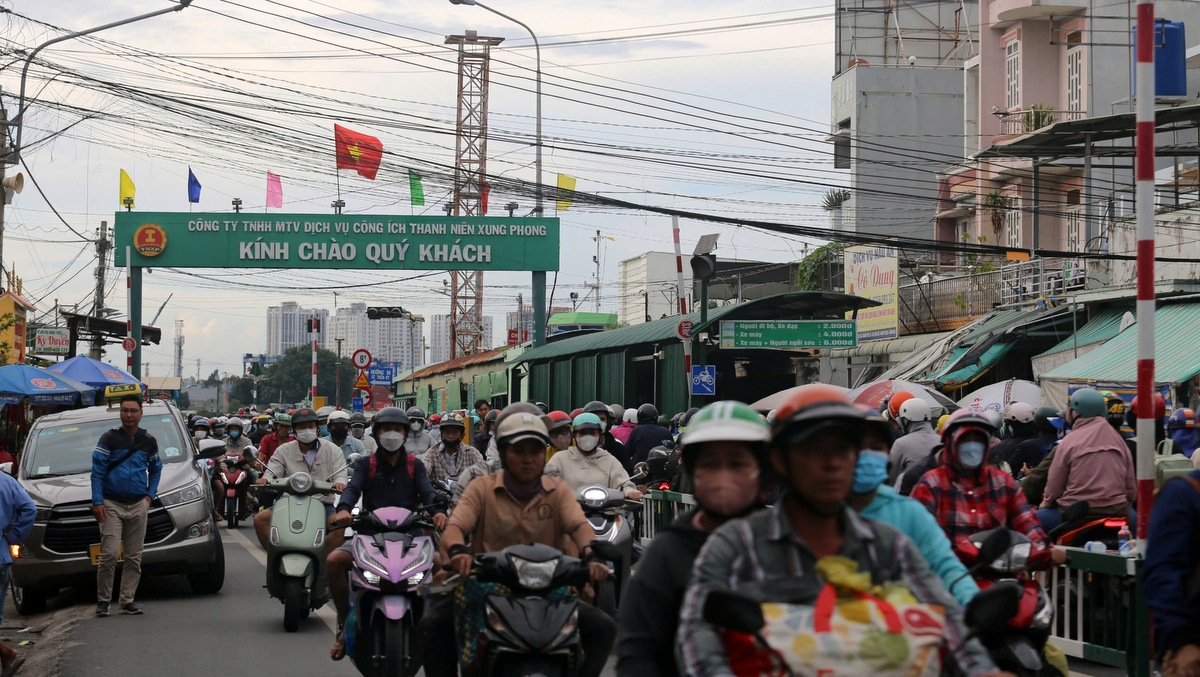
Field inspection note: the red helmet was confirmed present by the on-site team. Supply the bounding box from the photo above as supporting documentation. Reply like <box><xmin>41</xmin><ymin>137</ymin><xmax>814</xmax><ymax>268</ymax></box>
<box><xmin>1131</xmin><ymin>394</ymin><xmax>1167</xmax><ymax>420</ymax></box>
<box><xmin>771</xmin><ymin>384</ymin><xmax>866</xmax><ymax>446</ymax></box>
<box><xmin>569</xmin><ymin>408</ymin><xmax>584</xmax><ymax>420</ymax></box>
<box><xmin>887</xmin><ymin>391</ymin><xmax>916</xmax><ymax>420</ymax></box>
<box><xmin>547</xmin><ymin>410</ymin><xmax>572</xmax><ymax>432</ymax></box>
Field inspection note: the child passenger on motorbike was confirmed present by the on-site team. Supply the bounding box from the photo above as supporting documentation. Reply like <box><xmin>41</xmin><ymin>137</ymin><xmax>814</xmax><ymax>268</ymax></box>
<box><xmin>676</xmin><ymin>385</ymin><xmax>1006</xmax><ymax>677</ymax></box>
<box><xmin>326</xmin><ymin>406</ymin><xmax>446</xmax><ymax>662</ymax></box>
<box><xmin>418</xmin><ymin>403</ymin><xmax>615</xmax><ymax>677</ymax></box>
<box><xmin>616</xmin><ymin>400</ymin><xmax>768</xmax><ymax>677</ymax></box>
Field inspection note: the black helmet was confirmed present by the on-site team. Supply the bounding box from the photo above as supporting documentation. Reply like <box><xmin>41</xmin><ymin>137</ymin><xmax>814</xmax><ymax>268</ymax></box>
<box><xmin>439</xmin><ymin>413</ymin><xmax>467</xmax><ymax>430</ymax></box>
<box><xmin>1033</xmin><ymin>406</ymin><xmax>1061</xmax><ymax>434</ymax></box>
<box><xmin>373</xmin><ymin>407</ymin><xmax>409</xmax><ymax>428</ymax></box>
<box><xmin>291</xmin><ymin>407</ymin><xmax>319</xmax><ymax>427</ymax></box>
<box><xmin>484</xmin><ymin>409</ymin><xmax>499</xmax><ymax>425</ymax></box>
<box><xmin>637</xmin><ymin>403</ymin><xmax>659</xmax><ymax>425</ymax></box>
<box><xmin>534</xmin><ymin>401</ymin><xmax>549</xmax><ymax>414</ymax></box>
<box><xmin>583</xmin><ymin>401</ymin><xmax>609</xmax><ymax>420</ymax></box>
<box><xmin>680</xmin><ymin>407</ymin><xmax>701</xmax><ymax>428</ymax></box>
<box><xmin>405</xmin><ymin>406</ymin><xmax>426</xmax><ymax>422</ymax></box>
<box><xmin>646</xmin><ymin>444</ymin><xmax>675</xmax><ymax>481</ymax></box>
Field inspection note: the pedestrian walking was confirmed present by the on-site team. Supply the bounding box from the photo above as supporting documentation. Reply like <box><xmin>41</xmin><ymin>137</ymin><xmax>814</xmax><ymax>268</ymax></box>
<box><xmin>0</xmin><ymin>465</ymin><xmax>34</xmax><ymax>674</ymax></box>
<box><xmin>91</xmin><ymin>395</ymin><xmax>162</xmax><ymax>617</ymax></box>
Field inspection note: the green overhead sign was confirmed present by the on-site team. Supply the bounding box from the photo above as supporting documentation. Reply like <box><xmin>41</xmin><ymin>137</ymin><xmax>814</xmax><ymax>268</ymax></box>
<box><xmin>719</xmin><ymin>320</ymin><xmax>858</xmax><ymax>349</ymax></box>
<box><xmin>113</xmin><ymin>212</ymin><xmax>560</xmax><ymax>271</ymax></box>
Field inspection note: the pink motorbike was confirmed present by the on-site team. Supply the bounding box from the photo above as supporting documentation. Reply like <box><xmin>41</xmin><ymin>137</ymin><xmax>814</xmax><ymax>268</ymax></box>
<box><xmin>219</xmin><ymin>450</ymin><xmax>253</xmax><ymax>529</ymax></box>
<box><xmin>344</xmin><ymin>506</ymin><xmax>439</xmax><ymax>677</ymax></box>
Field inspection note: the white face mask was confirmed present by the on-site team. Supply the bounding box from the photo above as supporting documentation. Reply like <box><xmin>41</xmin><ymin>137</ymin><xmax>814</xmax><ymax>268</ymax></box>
<box><xmin>410</xmin><ymin>421</ymin><xmax>423</xmax><ymax>432</ymax></box>
<box><xmin>195</xmin><ymin>430</ymin><xmax>208</xmax><ymax>440</ymax></box>
<box><xmin>577</xmin><ymin>434</ymin><xmax>600</xmax><ymax>452</ymax></box>
<box><xmin>379</xmin><ymin>431</ymin><xmax>407</xmax><ymax>452</ymax></box>
<box><xmin>295</xmin><ymin>429</ymin><xmax>318</xmax><ymax>444</ymax></box>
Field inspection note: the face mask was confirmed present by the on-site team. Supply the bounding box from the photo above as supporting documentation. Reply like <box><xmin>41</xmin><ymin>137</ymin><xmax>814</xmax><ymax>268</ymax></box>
<box><xmin>410</xmin><ymin>421</ymin><xmax>423</xmax><ymax>432</ymax></box>
<box><xmin>351</xmin><ymin>427</ymin><xmax>364</xmax><ymax>439</ymax></box>
<box><xmin>957</xmin><ymin>441</ymin><xmax>987</xmax><ymax>469</ymax></box>
<box><xmin>228</xmin><ymin>430</ymin><xmax>240</xmax><ymax>440</ymax></box>
<box><xmin>195</xmin><ymin>430</ymin><xmax>208</xmax><ymax>440</ymax></box>
<box><xmin>379</xmin><ymin>431</ymin><xmax>406</xmax><ymax>452</ymax></box>
<box><xmin>330</xmin><ymin>428</ymin><xmax>348</xmax><ymax>442</ymax></box>
<box><xmin>693</xmin><ymin>467</ymin><xmax>760</xmax><ymax>519</ymax></box>
<box><xmin>296</xmin><ymin>429</ymin><xmax>318</xmax><ymax>445</ymax></box>
<box><xmin>319</xmin><ymin>425</ymin><xmax>329</xmax><ymax>437</ymax></box>
<box><xmin>852</xmin><ymin>451</ymin><xmax>890</xmax><ymax>494</ymax></box>
<box><xmin>600</xmin><ymin>421</ymin><xmax>609</xmax><ymax>433</ymax></box>
<box><xmin>577</xmin><ymin>434</ymin><xmax>599</xmax><ymax>452</ymax></box>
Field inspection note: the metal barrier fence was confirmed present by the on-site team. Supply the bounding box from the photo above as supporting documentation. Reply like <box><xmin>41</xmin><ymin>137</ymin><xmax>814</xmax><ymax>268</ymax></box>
<box><xmin>1045</xmin><ymin>548</ymin><xmax>1151</xmax><ymax>677</ymax></box>
<box><xmin>639</xmin><ymin>490</ymin><xmax>696</xmax><ymax>544</ymax></box>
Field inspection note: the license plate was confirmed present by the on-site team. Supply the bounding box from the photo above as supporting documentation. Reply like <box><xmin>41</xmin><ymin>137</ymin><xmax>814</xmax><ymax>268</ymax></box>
<box><xmin>89</xmin><ymin>542</ymin><xmax>124</xmax><ymax>566</ymax></box>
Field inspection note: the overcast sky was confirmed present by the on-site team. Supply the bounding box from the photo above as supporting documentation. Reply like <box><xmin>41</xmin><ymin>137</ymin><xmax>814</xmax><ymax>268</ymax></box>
<box><xmin>2</xmin><ymin>0</ymin><xmax>839</xmax><ymax>377</ymax></box>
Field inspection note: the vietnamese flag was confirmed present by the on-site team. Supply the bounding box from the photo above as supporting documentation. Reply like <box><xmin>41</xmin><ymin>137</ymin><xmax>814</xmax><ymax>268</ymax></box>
<box><xmin>334</xmin><ymin>124</ymin><xmax>383</xmax><ymax>180</ymax></box>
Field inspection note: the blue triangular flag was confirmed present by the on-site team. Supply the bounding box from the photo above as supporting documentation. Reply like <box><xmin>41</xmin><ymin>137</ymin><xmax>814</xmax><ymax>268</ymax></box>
<box><xmin>187</xmin><ymin>168</ymin><xmax>202</xmax><ymax>203</ymax></box>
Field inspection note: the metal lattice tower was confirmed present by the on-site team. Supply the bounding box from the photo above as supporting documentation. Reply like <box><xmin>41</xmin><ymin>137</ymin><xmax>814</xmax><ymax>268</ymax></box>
<box><xmin>446</xmin><ymin>31</ymin><xmax>503</xmax><ymax>358</ymax></box>
<box><xmin>173</xmin><ymin>319</ymin><xmax>184</xmax><ymax>378</ymax></box>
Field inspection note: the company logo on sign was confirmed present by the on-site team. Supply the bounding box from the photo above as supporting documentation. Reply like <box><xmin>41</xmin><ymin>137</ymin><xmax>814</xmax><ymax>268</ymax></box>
<box><xmin>31</xmin><ymin>378</ymin><xmax>56</xmax><ymax>390</ymax></box>
<box><xmin>133</xmin><ymin>223</ymin><xmax>167</xmax><ymax>257</ymax></box>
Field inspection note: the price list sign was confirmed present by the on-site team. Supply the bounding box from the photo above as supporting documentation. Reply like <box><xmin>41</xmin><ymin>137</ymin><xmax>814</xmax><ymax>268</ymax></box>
<box><xmin>719</xmin><ymin>320</ymin><xmax>858</xmax><ymax>349</ymax></box>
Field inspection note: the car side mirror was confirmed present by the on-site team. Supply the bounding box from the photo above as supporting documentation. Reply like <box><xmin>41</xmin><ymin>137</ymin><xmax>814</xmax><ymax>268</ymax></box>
<box><xmin>195</xmin><ymin>439</ymin><xmax>226</xmax><ymax>460</ymax></box>
<box><xmin>704</xmin><ymin>589</ymin><xmax>765</xmax><ymax>635</ymax></box>
<box><xmin>964</xmin><ymin>582</ymin><xmax>1020</xmax><ymax>634</ymax></box>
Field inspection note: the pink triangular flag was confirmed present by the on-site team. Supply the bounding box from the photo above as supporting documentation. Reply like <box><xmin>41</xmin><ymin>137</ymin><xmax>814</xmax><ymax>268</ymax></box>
<box><xmin>266</xmin><ymin>171</ymin><xmax>283</xmax><ymax>208</ymax></box>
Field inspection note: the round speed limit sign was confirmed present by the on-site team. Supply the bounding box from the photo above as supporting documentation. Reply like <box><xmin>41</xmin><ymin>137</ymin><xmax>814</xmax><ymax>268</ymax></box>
<box><xmin>351</xmin><ymin>349</ymin><xmax>372</xmax><ymax>370</ymax></box>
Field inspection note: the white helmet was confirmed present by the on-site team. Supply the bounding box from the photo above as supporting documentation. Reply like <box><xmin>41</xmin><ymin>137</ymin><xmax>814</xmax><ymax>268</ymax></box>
<box><xmin>897</xmin><ymin>398</ymin><xmax>932</xmax><ymax>425</ymax></box>
<box><xmin>215</xmin><ymin>416</ymin><xmax>228</xmax><ymax>427</ymax></box>
<box><xmin>328</xmin><ymin>410</ymin><xmax>352</xmax><ymax>424</ymax></box>
<box><xmin>622</xmin><ymin>408</ymin><xmax>637</xmax><ymax>424</ymax></box>
<box><xmin>1004</xmin><ymin>402</ymin><xmax>1036</xmax><ymax>424</ymax></box>
<box><xmin>226</xmin><ymin>417</ymin><xmax>245</xmax><ymax>430</ymax></box>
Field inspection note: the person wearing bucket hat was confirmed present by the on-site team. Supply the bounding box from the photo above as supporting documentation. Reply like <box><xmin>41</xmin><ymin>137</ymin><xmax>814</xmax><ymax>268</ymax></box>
<box><xmin>420</xmin><ymin>403</ymin><xmax>616</xmax><ymax>677</ymax></box>
<box><xmin>616</xmin><ymin>401</ymin><xmax>768</xmax><ymax>677</ymax></box>
<box><xmin>677</xmin><ymin>385</ymin><xmax>1001</xmax><ymax>677</ymax></box>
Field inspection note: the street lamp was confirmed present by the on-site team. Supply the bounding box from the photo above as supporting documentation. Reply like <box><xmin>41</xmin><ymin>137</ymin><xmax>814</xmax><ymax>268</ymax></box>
<box><xmin>449</xmin><ymin>0</ymin><xmax>549</xmax><ymax>346</ymax></box>
<box><xmin>6</xmin><ymin>1</ymin><xmax>192</xmax><ymax>166</ymax></box>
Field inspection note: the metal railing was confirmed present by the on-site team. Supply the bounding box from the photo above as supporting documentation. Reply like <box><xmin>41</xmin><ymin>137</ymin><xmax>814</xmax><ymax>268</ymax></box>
<box><xmin>639</xmin><ymin>490</ymin><xmax>696</xmax><ymax>545</ymax></box>
<box><xmin>998</xmin><ymin>108</ymin><xmax>1088</xmax><ymax>135</ymax></box>
<box><xmin>999</xmin><ymin>257</ymin><xmax>1087</xmax><ymax>306</ymax></box>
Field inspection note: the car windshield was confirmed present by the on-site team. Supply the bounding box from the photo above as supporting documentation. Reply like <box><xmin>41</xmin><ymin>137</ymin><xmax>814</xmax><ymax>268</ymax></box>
<box><xmin>24</xmin><ymin>412</ymin><xmax>190</xmax><ymax>479</ymax></box>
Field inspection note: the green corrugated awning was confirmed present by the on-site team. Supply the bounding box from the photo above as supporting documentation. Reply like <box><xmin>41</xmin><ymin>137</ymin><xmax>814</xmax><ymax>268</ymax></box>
<box><xmin>934</xmin><ymin>343</ymin><xmax>1015</xmax><ymax>389</ymax></box>
<box><xmin>1041</xmin><ymin>303</ymin><xmax>1200</xmax><ymax>383</ymax></box>
<box><xmin>1035</xmin><ymin>308</ymin><xmax>1128</xmax><ymax>359</ymax></box>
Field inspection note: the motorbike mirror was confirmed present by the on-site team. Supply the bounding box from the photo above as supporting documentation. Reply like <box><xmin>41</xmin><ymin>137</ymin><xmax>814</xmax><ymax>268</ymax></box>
<box><xmin>964</xmin><ymin>582</ymin><xmax>1021</xmax><ymax>634</ymax></box>
<box><xmin>589</xmin><ymin>540</ymin><xmax>622</xmax><ymax>562</ymax></box>
<box><xmin>703</xmin><ymin>589</ymin><xmax>764</xmax><ymax>635</ymax></box>
<box><xmin>634</xmin><ymin>461</ymin><xmax>649</xmax><ymax>475</ymax></box>
<box><xmin>975</xmin><ymin>529</ymin><xmax>1013</xmax><ymax>569</ymax></box>
<box><xmin>1059</xmin><ymin>501</ymin><xmax>1090</xmax><ymax>525</ymax></box>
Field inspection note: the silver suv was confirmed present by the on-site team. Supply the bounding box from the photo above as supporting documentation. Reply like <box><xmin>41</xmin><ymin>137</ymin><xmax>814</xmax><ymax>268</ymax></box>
<box><xmin>10</xmin><ymin>400</ymin><xmax>224</xmax><ymax>614</ymax></box>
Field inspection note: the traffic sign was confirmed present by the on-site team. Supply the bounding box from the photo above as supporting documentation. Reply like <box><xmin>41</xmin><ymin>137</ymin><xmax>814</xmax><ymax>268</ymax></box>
<box><xmin>690</xmin><ymin>365</ymin><xmax>717</xmax><ymax>396</ymax></box>
<box><xmin>353</xmin><ymin>371</ymin><xmax>371</xmax><ymax>390</ymax></box>
<box><xmin>367</xmin><ymin>365</ymin><xmax>395</xmax><ymax>385</ymax></box>
<box><xmin>351</xmin><ymin>349</ymin><xmax>373</xmax><ymax>370</ymax></box>
<box><xmin>351</xmin><ymin>397</ymin><xmax>364</xmax><ymax>413</ymax></box>
<box><xmin>676</xmin><ymin>320</ymin><xmax>694</xmax><ymax>340</ymax></box>
<box><xmin>122</xmin><ymin>337</ymin><xmax>137</xmax><ymax>352</ymax></box>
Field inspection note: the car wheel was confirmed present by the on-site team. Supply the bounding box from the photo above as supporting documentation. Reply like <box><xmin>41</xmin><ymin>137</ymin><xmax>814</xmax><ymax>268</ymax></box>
<box><xmin>186</xmin><ymin>532</ymin><xmax>226</xmax><ymax>595</ymax></box>
<box><xmin>11</xmin><ymin>580</ymin><xmax>49</xmax><ymax>616</ymax></box>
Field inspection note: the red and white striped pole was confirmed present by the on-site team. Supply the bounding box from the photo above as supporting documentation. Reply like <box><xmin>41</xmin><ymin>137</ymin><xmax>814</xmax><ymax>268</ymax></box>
<box><xmin>125</xmin><ymin>246</ymin><xmax>133</xmax><ymax>375</ymax></box>
<box><xmin>1134</xmin><ymin>3</ymin><xmax>1156</xmax><ymax>549</ymax></box>
<box><xmin>672</xmin><ymin>217</ymin><xmax>693</xmax><ymax>381</ymax></box>
<box><xmin>311</xmin><ymin>321</ymin><xmax>318</xmax><ymax>404</ymax></box>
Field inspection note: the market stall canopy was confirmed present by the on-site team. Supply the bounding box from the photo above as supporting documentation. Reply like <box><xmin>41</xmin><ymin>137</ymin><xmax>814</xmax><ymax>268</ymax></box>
<box><xmin>47</xmin><ymin>356</ymin><xmax>138</xmax><ymax>390</ymax></box>
<box><xmin>0</xmin><ymin>364</ymin><xmax>96</xmax><ymax>406</ymax></box>
<box><xmin>849</xmin><ymin>379</ymin><xmax>957</xmax><ymax>416</ymax></box>
<box><xmin>957</xmin><ymin>379</ymin><xmax>1042</xmax><ymax>414</ymax></box>
<box><xmin>750</xmin><ymin>384</ymin><xmax>851</xmax><ymax>412</ymax></box>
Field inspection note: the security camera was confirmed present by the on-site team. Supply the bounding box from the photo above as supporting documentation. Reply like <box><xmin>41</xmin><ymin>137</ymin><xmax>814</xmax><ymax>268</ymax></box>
<box><xmin>908</xmin><ymin>55</ymin><xmax>917</xmax><ymax>66</ymax></box>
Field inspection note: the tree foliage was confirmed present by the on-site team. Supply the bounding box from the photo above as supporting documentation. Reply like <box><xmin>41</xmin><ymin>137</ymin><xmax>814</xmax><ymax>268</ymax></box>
<box><xmin>204</xmin><ymin>369</ymin><xmax>221</xmax><ymax>387</ymax></box>
<box><xmin>795</xmin><ymin>242</ymin><xmax>847</xmax><ymax>291</ymax></box>
<box><xmin>258</xmin><ymin>345</ymin><xmax>356</xmax><ymax>407</ymax></box>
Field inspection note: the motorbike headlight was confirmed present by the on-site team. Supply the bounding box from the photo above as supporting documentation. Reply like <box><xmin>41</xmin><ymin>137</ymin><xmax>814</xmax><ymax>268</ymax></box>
<box><xmin>362</xmin><ymin>570</ymin><xmax>381</xmax><ymax>586</ymax></box>
<box><xmin>990</xmin><ymin>542</ymin><xmax>1032</xmax><ymax>572</ymax></box>
<box><xmin>509</xmin><ymin>555</ymin><xmax>558</xmax><ymax>590</ymax></box>
<box><xmin>160</xmin><ymin>482</ymin><xmax>206</xmax><ymax>507</ymax></box>
<box><xmin>288</xmin><ymin>472</ymin><xmax>313</xmax><ymax>494</ymax></box>
<box><xmin>354</xmin><ymin>537</ymin><xmax>388</xmax><ymax>577</ymax></box>
<box><xmin>581</xmin><ymin>486</ymin><xmax>607</xmax><ymax>508</ymax></box>
<box><xmin>399</xmin><ymin>540</ymin><xmax>434</xmax><ymax>579</ymax></box>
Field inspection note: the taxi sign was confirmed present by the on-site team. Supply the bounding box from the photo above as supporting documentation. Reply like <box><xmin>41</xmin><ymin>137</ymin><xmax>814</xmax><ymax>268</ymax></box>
<box><xmin>104</xmin><ymin>383</ymin><xmax>142</xmax><ymax>401</ymax></box>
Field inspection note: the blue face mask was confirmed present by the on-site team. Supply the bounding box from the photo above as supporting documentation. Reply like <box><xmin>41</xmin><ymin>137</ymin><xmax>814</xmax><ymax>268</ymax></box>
<box><xmin>852</xmin><ymin>451</ymin><xmax>890</xmax><ymax>494</ymax></box>
<box><xmin>319</xmin><ymin>425</ymin><xmax>329</xmax><ymax>437</ymax></box>
<box><xmin>228</xmin><ymin>430</ymin><xmax>240</xmax><ymax>440</ymax></box>
<box><xmin>957</xmin><ymin>441</ymin><xmax>987</xmax><ymax>468</ymax></box>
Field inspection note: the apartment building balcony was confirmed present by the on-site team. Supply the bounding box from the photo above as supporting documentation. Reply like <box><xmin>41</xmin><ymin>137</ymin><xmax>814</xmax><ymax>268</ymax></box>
<box><xmin>989</xmin><ymin>0</ymin><xmax>1087</xmax><ymax>28</ymax></box>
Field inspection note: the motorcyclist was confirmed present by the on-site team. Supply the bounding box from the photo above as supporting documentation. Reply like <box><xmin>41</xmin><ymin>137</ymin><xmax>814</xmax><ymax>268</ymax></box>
<box><xmin>887</xmin><ymin>396</ymin><xmax>939</xmax><ymax>483</ymax></box>
<box><xmin>348</xmin><ymin>412</ymin><xmax>376</xmax><ymax>454</ymax></box>
<box><xmin>616</xmin><ymin>400</ymin><xmax>768</xmax><ymax>677</ymax></box>
<box><xmin>213</xmin><ymin>417</ymin><xmax>257</xmax><ymax>516</ymax></box>
<box><xmin>625</xmin><ymin>403</ymin><xmax>673</xmax><ymax>466</ymax></box>
<box><xmin>1037</xmin><ymin>388</ymin><xmax>1136</xmax><ymax>532</ymax></box>
<box><xmin>257</xmin><ymin>412</ymin><xmax>292</xmax><ymax>465</ymax></box>
<box><xmin>675</xmin><ymin>385</ymin><xmax>1002</xmax><ymax>677</ymax></box>
<box><xmin>326</xmin><ymin>410</ymin><xmax>366</xmax><ymax>461</ymax></box>
<box><xmin>612</xmin><ymin>407</ymin><xmax>636</xmax><ymax>445</ymax></box>
<box><xmin>326</xmin><ymin>406</ymin><xmax>446</xmax><ymax>662</ymax></box>
<box><xmin>545</xmin><ymin>410</ymin><xmax>572</xmax><ymax>461</ymax></box>
<box><xmin>545</xmin><ymin>413</ymin><xmax>641</xmax><ymax>500</ymax></box>
<box><xmin>403</xmin><ymin>406</ymin><xmax>435</xmax><ymax>456</ymax></box>
<box><xmin>583</xmin><ymin>400</ymin><xmax>632</xmax><ymax>473</ymax></box>
<box><xmin>315</xmin><ymin>406</ymin><xmax>335</xmax><ymax>438</ymax></box>
<box><xmin>253</xmin><ymin>407</ymin><xmax>348</xmax><ymax>552</ymax></box>
<box><xmin>470</xmin><ymin>409</ymin><xmax>497</xmax><ymax>456</ymax></box>
<box><xmin>1168</xmin><ymin>408</ymin><xmax>1199</xmax><ymax>459</ymax></box>
<box><xmin>211</xmin><ymin>416</ymin><xmax>227</xmax><ymax>441</ymax></box>
<box><xmin>989</xmin><ymin>402</ymin><xmax>1039</xmax><ymax>476</ymax></box>
<box><xmin>911</xmin><ymin>408</ymin><xmax>1063</xmax><ymax>568</ymax></box>
<box><xmin>1011</xmin><ymin>406</ymin><xmax>1061</xmax><ymax>481</ymax></box>
<box><xmin>419</xmin><ymin>403</ymin><xmax>616</xmax><ymax>677</ymax></box>
<box><xmin>249</xmin><ymin>414</ymin><xmax>270</xmax><ymax>446</ymax></box>
<box><xmin>847</xmin><ymin>407</ymin><xmax>979</xmax><ymax>606</ymax></box>
<box><xmin>1145</xmin><ymin>468</ymin><xmax>1200</xmax><ymax>677</ymax></box>
<box><xmin>421</xmin><ymin>413</ymin><xmax>483</xmax><ymax>484</ymax></box>
<box><xmin>191</xmin><ymin>417</ymin><xmax>212</xmax><ymax>445</ymax></box>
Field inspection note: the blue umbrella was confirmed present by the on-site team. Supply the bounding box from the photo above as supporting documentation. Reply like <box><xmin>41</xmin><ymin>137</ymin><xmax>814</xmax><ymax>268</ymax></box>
<box><xmin>0</xmin><ymin>364</ymin><xmax>96</xmax><ymax>406</ymax></box>
<box><xmin>48</xmin><ymin>356</ymin><xmax>139</xmax><ymax>390</ymax></box>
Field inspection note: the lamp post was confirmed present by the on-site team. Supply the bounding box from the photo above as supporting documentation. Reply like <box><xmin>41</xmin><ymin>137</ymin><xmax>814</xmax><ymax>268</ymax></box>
<box><xmin>449</xmin><ymin>0</ymin><xmax>547</xmax><ymax>346</ymax></box>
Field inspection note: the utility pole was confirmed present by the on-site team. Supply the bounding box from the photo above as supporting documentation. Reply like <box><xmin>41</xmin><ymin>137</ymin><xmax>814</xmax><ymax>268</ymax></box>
<box><xmin>90</xmin><ymin>221</ymin><xmax>111</xmax><ymax>358</ymax></box>
<box><xmin>0</xmin><ymin>106</ymin><xmax>7</xmax><ymax>292</ymax></box>
<box><xmin>517</xmin><ymin>293</ymin><xmax>523</xmax><ymax>344</ymax></box>
<box><xmin>592</xmin><ymin>230</ymin><xmax>602</xmax><ymax>313</ymax></box>
<box><xmin>334</xmin><ymin>337</ymin><xmax>344</xmax><ymax>408</ymax></box>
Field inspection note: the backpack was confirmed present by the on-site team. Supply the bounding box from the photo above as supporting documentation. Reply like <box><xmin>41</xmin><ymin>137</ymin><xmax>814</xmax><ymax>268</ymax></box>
<box><xmin>1155</xmin><ymin>438</ymin><xmax>1192</xmax><ymax>489</ymax></box>
<box><xmin>367</xmin><ymin>453</ymin><xmax>414</xmax><ymax>481</ymax></box>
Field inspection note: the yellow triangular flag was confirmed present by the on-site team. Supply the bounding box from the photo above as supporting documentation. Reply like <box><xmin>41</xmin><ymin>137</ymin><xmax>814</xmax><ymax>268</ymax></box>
<box><xmin>119</xmin><ymin>169</ymin><xmax>136</xmax><ymax>209</ymax></box>
<box><xmin>556</xmin><ymin>173</ymin><xmax>576</xmax><ymax>212</ymax></box>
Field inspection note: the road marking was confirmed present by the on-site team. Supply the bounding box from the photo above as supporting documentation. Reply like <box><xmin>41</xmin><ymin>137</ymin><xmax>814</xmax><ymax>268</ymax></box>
<box><xmin>222</xmin><ymin>526</ymin><xmax>341</xmax><ymax>634</ymax></box>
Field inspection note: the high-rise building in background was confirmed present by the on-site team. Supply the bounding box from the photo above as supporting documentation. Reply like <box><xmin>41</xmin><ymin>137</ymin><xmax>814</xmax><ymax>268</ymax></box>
<box><xmin>506</xmin><ymin>305</ymin><xmax>570</xmax><ymax>343</ymax></box>
<box><xmin>328</xmin><ymin>303</ymin><xmax>426</xmax><ymax>370</ymax></box>
<box><xmin>266</xmin><ymin>302</ymin><xmax>329</xmax><ymax>357</ymax></box>
<box><xmin>430</xmin><ymin>314</ymin><xmax>494</xmax><ymax>364</ymax></box>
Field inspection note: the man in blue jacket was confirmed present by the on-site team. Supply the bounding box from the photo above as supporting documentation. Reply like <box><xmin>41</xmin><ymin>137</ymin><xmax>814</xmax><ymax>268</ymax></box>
<box><xmin>90</xmin><ymin>395</ymin><xmax>162</xmax><ymax>617</ymax></box>
<box><xmin>1146</xmin><ymin>469</ymin><xmax>1200</xmax><ymax>677</ymax></box>
<box><xmin>0</xmin><ymin>466</ymin><xmax>34</xmax><ymax>673</ymax></box>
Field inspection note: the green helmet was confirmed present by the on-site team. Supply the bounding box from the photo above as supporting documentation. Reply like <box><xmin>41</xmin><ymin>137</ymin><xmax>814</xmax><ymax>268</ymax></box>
<box><xmin>275</xmin><ymin>413</ymin><xmax>292</xmax><ymax>426</ymax></box>
<box><xmin>572</xmin><ymin>412</ymin><xmax>603</xmax><ymax>433</ymax></box>
<box><xmin>1069</xmin><ymin>388</ymin><xmax>1108</xmax><ymax>419</ymax></box>
<box><xmin>681</xmin><ymin>401</ymin><xmax>769</xmax><ymax>449</ymax></box>
<box><xmin>349</xmin><ymin>412</ymin><xmax>367</xmax><ymax>426</ymax></box>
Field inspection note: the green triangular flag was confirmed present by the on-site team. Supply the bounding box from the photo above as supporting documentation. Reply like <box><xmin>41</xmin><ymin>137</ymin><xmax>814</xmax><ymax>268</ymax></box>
<box><xmin>408</xmin><ymin>170</ymin><xmax>425</xmax><ymax>207</ymax></box>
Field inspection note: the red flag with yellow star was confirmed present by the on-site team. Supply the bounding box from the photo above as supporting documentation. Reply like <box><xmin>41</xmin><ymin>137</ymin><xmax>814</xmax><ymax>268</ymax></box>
<box><xmin>334</xmin><ymin>124</ymin><xmax>383</xmax><ymax>180</ymax></box>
